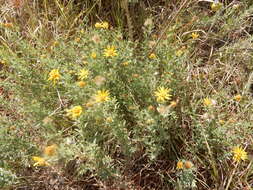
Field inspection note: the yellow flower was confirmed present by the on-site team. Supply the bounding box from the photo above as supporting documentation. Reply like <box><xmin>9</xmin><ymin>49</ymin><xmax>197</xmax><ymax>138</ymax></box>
<box><xmin>154</xmin><ymin>86</ymin><xmax>172</xmax><ymax>103</ymax></box>
<box><xmin>176</xmin><ymin>49</ymin><xmax>184</xmax><ymax>57</ymax></box>
<box><xmin>104</xmin><ymin>46</ymin><xmax>117</xmax><ymax>57</ymax></box>
<box><xmin>95</xmin><ymin>23</ymin><xmax>102</xmax><ymax>28</ymax></box>
<box><xmin>203</xmin><ymin>98</ymin><xmax>214</xmax><ymax>107</ymax></box>
<box><xmin>52</xmin><ymin>41</ymin><xmax>59</xmax><ymax>47</ymax></box>
<box><xmin>122</xmin><ymin>61</ymin><xmax>129</xmax><ymax>66</ymax></box>
<box><xmin>219</xmin><ymin>120</ymin><xmax>225</xmax><ymax>125</ymax></box>
<box><xmin>77</xmin><ymin>81</ymin><xmax>86</xmax><ymax>88</ymax></box>
<box><xmin>32</xmin><ymin>156</ymin><xmax>49</xmax><ymax>166</ymax></box>
<box><xmin>149</xmin><ymin>53</ymin><xmax>156</xmax><ymax>59</ymax></box>
<box><xmin>211</xmin><ymin>2</ymin><xmax>223</xmax><ymax>12</ymax></box>
<box><xmin>91</xmin><ymin>52</ymin><xmax>97</xmax><ymax>59</ymax></box>
<box><xmin>48</xmin><ymin>69</ymin><xmax>60</xmax><ymax>85</ymax></box>
<box><xmin>78</xmin><ymin>69</ymin><xmax>89</xmax><ymax>80</ymax></box>
<box><xmin>234</xmin><ymin>95</ymin><xmax>242</xmax><ymax>102</ymax></box>
<box><xmin>75</xmin><ymin>38</ymin><xmax>80</xmax><ymax>42</ymax></box>
<box><xmin>232</xmin><ymin>146</ymin><xmax>247</xmax><ymax>162</ymax></box>
<box><xmin>101</xmin><ymin>22</ymin><xmax>109</xmax><ymax>29</ymax></box>
<box><xmin>191</xmin><ymin>32</ymin><xmax>199</xmax><ymax>39</ymax></box>
<box><xmin>95</xmin><ymin>90</ymin><xmax>110</xmax><ymax>103</ymax></box>
<box><xmin>176</xmin><ymin>161</ymin><xmax>184</xmax><ymax>170</ymax></box>
<box><xmin>95</xmin><ymin>22</ymin><xmax>109</xmax><ymax>29</ymax></box>
<box><xmin>66</xmin><ymin>106</ymin><xmax>83</xmax><ymax>120</ymax></box>
<box><xmin>106</xmin><ymin>117</ymin><xmax>113</xmax><ymax>123</ymax></box>
<box><xmin>44</xmin><ymin>144</ymin><xmax>57</xmax><ymax>156</ymax></box>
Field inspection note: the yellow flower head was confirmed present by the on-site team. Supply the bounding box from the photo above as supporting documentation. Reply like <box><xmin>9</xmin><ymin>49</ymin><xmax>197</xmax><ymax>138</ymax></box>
<box><xmin>95</xmin><ymin>90</ymin><xmax>110</xmax><ymax>103</ymax></box>
<box><xmin>176</xmin><ymin>49</ymin><xmax>184</xmax><ymax>57</ymax></box>
<box><xmin>234</xmin><ymin>94</ymin><xmax>242</xmax><ymax>102</ymax></box>
<box><xmin>211</xmin><ymin>2</ymin><xmax>223</xmax><ymax>12</ymax></box>
<box><xmin>44</xmin><ymin>144</ymin><xmax>57</xmax><ymax>156</ymax></box>
<box><xmin>232</xmin><ymin>146</ymin><xmax>247</xmax><ymax>162</ymax></box>
<box><xmin>149</xmin><ymin>53</ymin><xmax>156</xmax><ymax>59</ymax></box>
<box><xmin>122</xmin><ymin>61</ymin><xmax>129</xmax><ymax>66</ymax></box>
<box><xmin>176</xmin><ymin>160</ymin><xmax>184</xmax><ymax>170</ymax></box>
<box><xmin>75</xmin><ymin>37</ymin><xmax>80</xmax><ymax>43</ymax></box>
<box><xmin>66</xmin><ymin>105</ymin><xmax>83</xmax><ymax>120</ymax></box>
<box><xmin>191</xmin><ymin>32</ymin><xmax>199</xmax><ymax>39</ymax></box>
<box><xmin>219</xmin><ymin>119</ymin><xmax>225</xmax><ymax>125</ymax></box>
<box><xmin>91</xmin><ymin>52</ymin><xmax>97</xmax><ymax>59</ymax></box>
<box><xmin>95</xmin><ymin>22</ymin><xmax>109</xmax><ymax>29</ymax></box>
<box><xmin>32</xmin><ymin>156</ymin><xmax>49</xmax><ymax>166</ymax></box>
<box><xmin>48</xmin><ymin>69</ymin><xmax>60</xmax><ymax>84</ymax></box>
<box><xmin>78</xmin><ymin>69</ymin><xmax>89</xmax><ymax>80</ymax></box>
<box><xmin>203</xmin><ymin>98</ymin><xmax>214</xmax><ymax>107</ymax></box>
<box><xmin>154</xmin><ymin>86</ymin><xmax>172</xmax><ymax>103</ymax></box>
<box><xmin>77</xmin><ymin>81</ymin><xmax>86</xmax><ymax>88</ymax></box>
<box><xmin>104</xmin><ymin>46</ymin><xmax>117</xmax><ymax>57</ymax></box>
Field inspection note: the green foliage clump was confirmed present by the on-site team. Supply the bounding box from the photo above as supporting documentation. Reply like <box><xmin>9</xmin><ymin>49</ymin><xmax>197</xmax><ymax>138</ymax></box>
<box><xmin>0</xmin><ymin>168</ymin><xmax>16</xmax><ymax>188</ymax></box>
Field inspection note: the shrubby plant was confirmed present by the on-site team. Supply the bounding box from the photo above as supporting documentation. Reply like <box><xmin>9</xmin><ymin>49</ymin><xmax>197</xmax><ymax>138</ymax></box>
<box><xmin>1</xmin><ymin>0</ymin><xmax>253</xmax><ymax>189</ymax></box>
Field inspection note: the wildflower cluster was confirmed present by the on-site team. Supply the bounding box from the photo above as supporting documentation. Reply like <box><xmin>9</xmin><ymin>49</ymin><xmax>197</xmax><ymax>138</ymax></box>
<box><xmin>32</xmin><ymin>145</ymin><xmax>58</xmax><ymax>166</ymax></box>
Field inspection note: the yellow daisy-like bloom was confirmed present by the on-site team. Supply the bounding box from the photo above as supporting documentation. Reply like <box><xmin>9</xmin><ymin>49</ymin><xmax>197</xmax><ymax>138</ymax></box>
<box><xmin>48</xmin><ymin>69</ymin><xmax>60</xmax><ymax>85</ymax></box>
<box><xmin>95</xmin><ymin>90</ymin><xmax>110</xmax><ymax>103</ymax></box>
<box><xmin>149</xmin><ymin>53</ymin><xmax>156</xmax><ymax>59</ymax></box>
<box><xmin>176</xmin><ymin>161</ymin><xmax>184</xmax><ymax>170</ymax></box>
<box><xmin>32</xmin><ymin>156</ymin><xmax>49</xmax><ymax>166</ymax></box>
<box><xmin>104</xmin><ymin>46</ymin><xmax>117</xmax><ymax>57</ymax></box>
<box><xmin>176</xmin><ymin>49</ymin><xmax>184</xmax><ymax>57</ymax></box>
<box><xmin>95</xmin><ymin>22</ymin><xmax>109</xmax><ymax>29</ymax></box>
<box><xmin>44</xmin><ymin>144</ymin><xmax>57</xmax><ymax>156</ymax></box>
<box><xmin>77</xmin><ymin>81</ymin><xmax>86</xmax><ymax>88</ymax></box>
<box><xmin>66</xmin><ymin>106</ymin><xmax>83</xmax><ymax>120</ymax></box>
<box><xmin>211</xmin><ymin>2</ymin><xmax>223</xmax><ymax>12</ymax></box>
<box><xmin>233</xmin><ymin>94</ymin><xmax>242</xmax><ymax>102</ymax></box>
<box><xmin>154</xmin><ymin>86</ymin><xmax>172</xmax><ymax>103</ymax></box>
<box><xmin>78</xmin><ymin>69</ymin><xmax>89</xmax><ymax>80</ymax></box>
<box><xmin>191</xmin><ymin>32</ymin><xmax>199</xmax><ymax>39</ymax></box>
<box><xmin>232</xmin><ymin>146</ymin><xmax>247</xmax><ymax>162</ymax></box>
<box><xmin>91</xmin><ymin>52</ymin><xmax>97</xmax><ymax>59</ymax></box>
<box><xmin>203</xmin><ymin>98</ymin><xmax>212</xmax><ymax>107</ymax></box>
